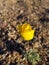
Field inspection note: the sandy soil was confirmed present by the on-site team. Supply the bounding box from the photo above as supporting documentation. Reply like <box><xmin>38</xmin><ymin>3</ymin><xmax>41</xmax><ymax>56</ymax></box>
<box><xmin>0</xmin><ymin>0</ymin><xmax>49</xmax><ymax>65</ymax></box>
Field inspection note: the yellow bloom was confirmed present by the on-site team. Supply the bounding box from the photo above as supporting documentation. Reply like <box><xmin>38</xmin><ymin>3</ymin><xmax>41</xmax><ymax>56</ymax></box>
<box><xmin>18</xmin><ymin>23</ymin><xmax>35</xmax><ymax>40</ymax></box>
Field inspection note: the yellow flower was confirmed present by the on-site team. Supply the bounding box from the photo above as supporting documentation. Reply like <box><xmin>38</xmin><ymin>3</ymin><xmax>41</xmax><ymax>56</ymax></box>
<box><xmin>18</xmin><ymin>23</ymin><xmax>35</xmax><ymax>41</ymax></box>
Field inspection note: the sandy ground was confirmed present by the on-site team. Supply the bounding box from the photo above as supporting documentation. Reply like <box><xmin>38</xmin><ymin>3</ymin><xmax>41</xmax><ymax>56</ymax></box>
<box><xmin>0</xmin><ymin>0</ymin><xmax>49</xmax><ymax>65</ymax></box>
